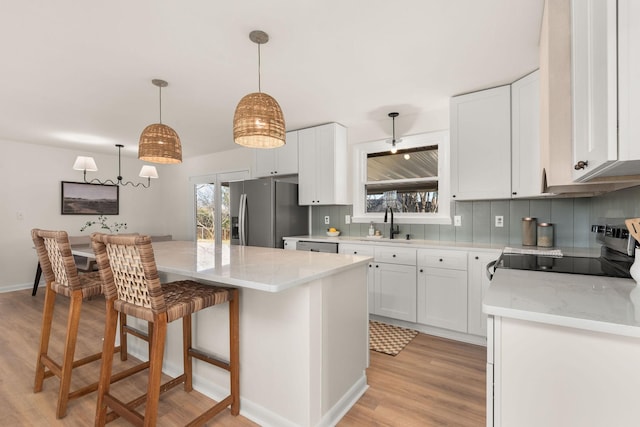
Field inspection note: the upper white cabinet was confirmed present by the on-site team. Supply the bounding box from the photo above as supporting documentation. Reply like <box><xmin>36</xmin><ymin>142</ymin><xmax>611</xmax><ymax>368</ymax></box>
<box><xmin>450</xmin><ymin>85</ymin><xmax>512</xmax><ymax>200</ymax></box>
<box><xmin>511</xmin><ymin>70</ymin><xmax>544</xmax><ymax>198</ymax></box>
<box><xmin>253</xmin><ymin>131</ymin><xmax>299</xmax><ymax>178</ymax></box>
<box><xmin>298</xmin><ymin>123</ymin><xmax>349</xmax><ymax>205</ymax></box>
<box><xmin>571</xmin><ymin>0</ymin><xmax>618</xmax><ymax>181</ymax></box>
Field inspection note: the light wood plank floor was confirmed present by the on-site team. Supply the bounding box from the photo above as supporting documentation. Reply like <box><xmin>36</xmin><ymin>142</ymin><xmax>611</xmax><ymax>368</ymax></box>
<box><xmin>0</xmin><ymin>288</ymin><xmax>486</xmax><ymax>426</ymax></box>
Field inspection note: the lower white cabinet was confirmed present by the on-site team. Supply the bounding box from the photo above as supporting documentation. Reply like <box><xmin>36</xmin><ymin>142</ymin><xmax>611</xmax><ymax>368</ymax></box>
<box><xmin>417</xmin><ymin>249</ymin><xmax>468</xmax><ymax>333</ymax></box>
<box><xmin>368</xmin><ymin>246</ymin><xmax>417</xmax><ymax>322</ymax></box>
<box><xmin>283</xmin><ymin>239</ymin><xmax>296</xmax><ymax>250</ymax></box>
<box><xmin>468</xmin><ymin>250</ymin><xmax>501</xmax><ymax>337</ymax></box>
<box><xmin>372</xmin><ymin>263</ymin><xmax>417</xmax><ymax>322</ymax></box>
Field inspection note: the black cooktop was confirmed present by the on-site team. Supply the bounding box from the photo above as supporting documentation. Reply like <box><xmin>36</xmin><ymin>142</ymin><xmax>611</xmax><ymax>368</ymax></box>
<box><xmin>496</xmin><ymin>253</ymin><xmax>633</xmax><ymax>278</ymax></box>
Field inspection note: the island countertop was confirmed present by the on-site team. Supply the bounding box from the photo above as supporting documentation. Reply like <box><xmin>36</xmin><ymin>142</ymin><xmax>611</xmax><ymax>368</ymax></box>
<box><xmin>73</xmin><ymin>240</ymin><xmax>372</xmax><ymax>293</ymax></box>
<box><xmin>483</xmin><ymin>268</ymin><xmax>640</xmax><ymax>338</ymax></box>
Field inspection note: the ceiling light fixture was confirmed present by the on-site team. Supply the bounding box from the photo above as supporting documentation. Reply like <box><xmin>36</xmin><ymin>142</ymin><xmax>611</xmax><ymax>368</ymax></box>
<box><xmin>73</xmin><ymin>144</ymin><xmax>158</xmax><ymax>188</ymax></box>
<box><xmin>388</xmin><ymin>112</ymin><xmax>402</xmax><ymax>154</ymax></box>
<box><xmin>138</xmin><ymin>79</ymin><xmax>182</xmax><ymax>164</ymax></box>
<box><xmin>233</xmin><ymin>30</ymin><xmax>285</xmax><ymax>149</ymax></box>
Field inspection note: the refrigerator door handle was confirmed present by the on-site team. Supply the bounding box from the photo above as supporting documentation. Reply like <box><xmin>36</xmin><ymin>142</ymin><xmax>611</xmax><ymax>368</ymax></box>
<box><xmin>239</xmin><ymin>193</ymin><xmax>247</xmax><ymax>246</ymax></box>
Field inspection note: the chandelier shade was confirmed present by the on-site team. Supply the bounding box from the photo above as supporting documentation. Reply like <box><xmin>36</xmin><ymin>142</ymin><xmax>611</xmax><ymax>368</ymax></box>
<box><xmin>233</xmin><ymin>30</ymin><xmax>285</xmax><ymax>149</ymax></box>
<box><xmin>138</xmin><ymin>123</ymin><xmax>182</xmax><ymax>164</ymax></box>
<box><xmin>233</xmin><ymin>92</ymin><xmax>285</xmax><ymax>148</ymax></box>
<box><xmin>138</xmin><ymin>79</ymin><xmax>182</xmax><ymax>164</ymax></box>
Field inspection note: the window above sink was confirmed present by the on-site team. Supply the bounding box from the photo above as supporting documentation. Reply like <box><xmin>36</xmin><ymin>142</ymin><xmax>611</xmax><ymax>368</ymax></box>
<box><xmin>352</xmin><ymin>130</ymin><xmax>451</xmax><ymax>224</ymax></box>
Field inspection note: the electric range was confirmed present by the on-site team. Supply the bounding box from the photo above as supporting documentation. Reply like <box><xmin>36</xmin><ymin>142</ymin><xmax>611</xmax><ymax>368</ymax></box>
<box><xmin>494</xmin><ymin>218</ymin><xmax>636</xmax><ymax>279</ymax></box>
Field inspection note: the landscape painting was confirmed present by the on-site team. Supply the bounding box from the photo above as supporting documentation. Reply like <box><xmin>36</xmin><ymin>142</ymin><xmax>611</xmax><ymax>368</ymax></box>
<box><xmin>61</xmin><ymin>181</ymin><xmax>119</xmax><ymax>215</ymax></box>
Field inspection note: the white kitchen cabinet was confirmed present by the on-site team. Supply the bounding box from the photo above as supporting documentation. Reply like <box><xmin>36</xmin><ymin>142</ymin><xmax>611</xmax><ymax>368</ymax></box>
<box><xmin>450</xmin><ymin>85</ymin><xmax>512</xmax><ymax>200</ymax></box>
<box><xmin>417</xmin><ymin>249</ymin><xmax>468</xmax><ymax>332</ymax></box>
<box><xmin>253</xmin><ymin>131</ymin><xmax>299</xmax><ymax>178</ymax></box>
<box><xmin>298</xmin><ymin>123</ymin><xmax>348</xmax><ymax>205</ymax></box>
<box><xmin>511</xmin><ymin>70</ymin><xmax>543</xmax><ymax>198</ymax></box>
<box><xmin>283</xmin><ymin>239</ymin><xmax>296</xmax><ymax>250</ymax></box>
<box><xmin>370</xmin><ymin>246</ymin><xmax>417</xmax><ymax>322</ymax></box>
<box><xmin>571</xmin><ymin>0</ymin><xmax>617</xmax><ymax>182</ymax></box>
<box><xmin>339</xmin><ymin>243</ymin><xmax>377</xmax><ymax>314</ymax></box>
<box><xmin>467</xmin><ymin>250</ymin><xmax>500</xmax><ymax>337</ymax></box>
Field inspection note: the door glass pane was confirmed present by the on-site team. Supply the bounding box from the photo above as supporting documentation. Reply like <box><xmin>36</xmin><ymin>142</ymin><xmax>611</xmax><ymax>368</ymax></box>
<box><xmin>220</xmin><ymin>183</ymin><xmax>230</xmax><ymax>243</ymax></box>
<box><xmin>196</xmin><ymin>183</ymin><xmax>215</xmax><ymax>241</ymax></box>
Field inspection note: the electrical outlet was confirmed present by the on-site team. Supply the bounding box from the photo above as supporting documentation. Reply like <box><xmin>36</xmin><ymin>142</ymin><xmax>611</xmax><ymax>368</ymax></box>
<box><xmin>495</xmin><ymin>216</ymin><xmax>504</xmax><ymax>227</ymax></box>
<box><xmin>345</xmin><ymin>215</ymin><xmax>351</xmax><ymax>224</ymax></box>
<box><xmin>454</xmin><ymin>215</ymin><xmax>462</xmax><ymax>227</ymax></box>
<box><xmin>324</xmin><ymin>216</ymin><xmax>330</xmax><ymax>225</ymax></box>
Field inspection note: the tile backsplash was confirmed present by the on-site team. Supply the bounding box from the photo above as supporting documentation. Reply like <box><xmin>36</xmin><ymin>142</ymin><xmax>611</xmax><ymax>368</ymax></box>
<box><xmin>311</xmin><ymin>185</ymin><xmax>640</xmax><ymax>248</ymax></box>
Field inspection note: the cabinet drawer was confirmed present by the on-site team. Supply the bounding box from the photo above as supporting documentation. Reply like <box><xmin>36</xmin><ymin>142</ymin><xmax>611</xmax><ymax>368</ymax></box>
<box><xmin>374</xmin><ymin>246</ymin><xmax>416</xmax><ymax>265</ymax></box>
<box><xmin>339</xmin><ymin>243</ymin><xmax>375</xmax><ymax>257</ymax></box>
<box><xmin>417</xmin><ymin>249</ymin><xmax>467</xmax><ymax>270</ymax></box>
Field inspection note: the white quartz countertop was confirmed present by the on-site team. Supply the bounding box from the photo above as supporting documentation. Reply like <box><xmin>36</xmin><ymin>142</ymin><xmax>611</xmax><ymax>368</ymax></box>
<box><xmin>285</xmin><ymin>234</ymin><xmax>505</xmax><ymax>252</ymax></box>
<box><xmin>73</xmin><ymin>241</ymin><xmax>371</xmax><ymax>293</ymax></box>
<box><xmin>484</xmin><ymin>268</ymin><xmax>640</xmax><ymax>338</ymax></box>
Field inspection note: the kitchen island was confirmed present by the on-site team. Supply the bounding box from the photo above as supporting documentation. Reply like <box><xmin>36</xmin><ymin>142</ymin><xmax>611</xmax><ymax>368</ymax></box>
<box><xmin>483</xmin><ymin>268</ymin><xmax>640</xmax><ymax>427</ymax></box>
<box><xmin>74</xmin><ymin>240</ymin><xmax>371</xmax><ymax>427</ymax></box>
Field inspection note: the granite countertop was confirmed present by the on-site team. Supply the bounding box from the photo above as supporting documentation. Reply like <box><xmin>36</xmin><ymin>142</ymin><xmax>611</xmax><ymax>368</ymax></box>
<box><xmin>73</xmin><ymin>240</ymin><xmax>371</xmax><ymax>293</ymax></box>
<box><xmin>484</xmin><ymin>268</ymin><xmax>640</xmax><ymax>338</ymax></box>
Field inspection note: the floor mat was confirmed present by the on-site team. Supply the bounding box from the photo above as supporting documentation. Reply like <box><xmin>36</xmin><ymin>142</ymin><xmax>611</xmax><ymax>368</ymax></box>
<box><xmin>369</xmin><ymin>320</ymin><xmax>418</xmax><ymax>356</ymax></box>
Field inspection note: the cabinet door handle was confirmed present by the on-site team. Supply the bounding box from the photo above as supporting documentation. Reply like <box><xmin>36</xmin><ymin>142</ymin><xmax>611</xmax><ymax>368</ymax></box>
<box><xmin>353</xmin><ymin>251</ymin><xmax>357</xmax><ymax>254</ymax></box>
<box><xmin>475</xmin><ymin>256</ymin><xmax>479</xmax><ymax>260</ymax></box>
<box><xmin>439</xmin><ymin>258</ymin><xmax>443</xmax><ymax>262</ymax></box>
<box><xmin>392</xmin><ymin>254</ymin><xmax>396</xmax><ymax>258</ymax></box>
<box><xmin>574</xmin><ymin>160</ymin><xmax>589</xmax><ymax>170</ymax></box>
<box><xmin>419</xmin><ymin>269</ymin><xmax>423</xmax><ymax>273</ymax></box>
<box><xmin>512</xmin><ymin>192</ymin><xmax>517</xmax><ymax>195</ymax></box>
<box><xmin>452</xmin><ymin>195</ymin><xmax>456</xmax><ymax>198</ymax></box>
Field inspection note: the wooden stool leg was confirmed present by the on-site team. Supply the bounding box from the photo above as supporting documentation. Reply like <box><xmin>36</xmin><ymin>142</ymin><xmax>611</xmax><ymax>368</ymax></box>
<box><xmin>119</xmin><ymin>312</ymin><xmax>127</xmax><ymax>361</ymax></box>
<box><xmin>56</xmin><ymin>290</ymin><xmax>83</xmax><ymax>418</ymax></box>
<box><xmin>34</xmin><ymin>282</ymin><xmax>56</xmax><ymax>393</ymax></box>
<box><xmin>144</xmin><ymin>315</ymin><xmax>167</xmax><ymax>427</ymax></box>
<box><xmin>183</xmin><ymin>314</ymin><xmax>193</xmax><ymax>392</ymax></box>
<box><xmin>229</xmin><ymin>289</ymin><xmax>240</xmax><ymax>416</ymax></box>
<box><xmin>95</xmin><ymin>299</ymin><xmax>119</xmax><ymax>427</ymax></box>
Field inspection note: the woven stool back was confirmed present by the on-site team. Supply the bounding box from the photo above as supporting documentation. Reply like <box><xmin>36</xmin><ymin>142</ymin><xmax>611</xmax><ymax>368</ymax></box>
<box><xmin>91</xmin><ymin>233</ymin><xmax>167</xmax><ymax>319</ymax></box>
<box><xmin>31</xmin><ymin>229</ymin><xmax>82</xmax><ymax>291</ymax></box>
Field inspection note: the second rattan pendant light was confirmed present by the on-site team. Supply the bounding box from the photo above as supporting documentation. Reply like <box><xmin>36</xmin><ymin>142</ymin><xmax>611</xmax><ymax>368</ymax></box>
<box><xmin>233</xmin><ymin>30</ymin><xmax>285</xmax><ymax>149</ymax></box>
<box><xmin>138</xmin><ymin>79</ymin><xmax>182</xmax><ymax>164</ymax></box>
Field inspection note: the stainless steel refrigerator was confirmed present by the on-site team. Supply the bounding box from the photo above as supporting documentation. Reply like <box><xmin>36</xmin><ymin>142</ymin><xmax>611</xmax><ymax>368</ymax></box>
<box><xmin>229</xmin><ymin>178</ymin><xmax>309</xmax><ymax>249</ymax></box>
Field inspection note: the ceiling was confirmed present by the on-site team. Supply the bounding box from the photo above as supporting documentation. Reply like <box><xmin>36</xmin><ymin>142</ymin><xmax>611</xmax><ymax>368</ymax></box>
<box><xmin>0</xmin><ymin>0</ymin><xmax>544</xmax><ymax>159</ymax></box>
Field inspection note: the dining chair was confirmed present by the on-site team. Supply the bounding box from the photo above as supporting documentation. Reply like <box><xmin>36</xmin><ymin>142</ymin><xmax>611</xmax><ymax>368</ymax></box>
<box><xmin>30</xmin><ymin>229</ymin><xmax>150</xmax><ymax>418</ymax></box>
<box><xmin>91</xmin><ymin>233</ymin><xmax>239</xmax><ymax>426</ymax></box>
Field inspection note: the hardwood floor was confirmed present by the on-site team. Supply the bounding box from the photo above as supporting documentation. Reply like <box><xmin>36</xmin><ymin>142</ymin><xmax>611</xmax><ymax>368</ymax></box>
<box><xmin>0</xmin><ymin>288</ymin><xmax>486</xmax><ymax>426</ymax></box>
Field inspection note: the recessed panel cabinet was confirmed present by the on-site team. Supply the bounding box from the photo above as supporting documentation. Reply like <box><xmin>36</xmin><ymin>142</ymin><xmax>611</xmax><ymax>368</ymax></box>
<box><xmin>467</xmin><ymin>250</ymin><xmax>500</xmax><ymax>337</ymax></box>
<box><xmin>253</xmin><ymin>131</ymin><xmax>299</xmax><ymax>178</ymax></box>
<box><xmin>298</xmin><ymin>123</ymin><xmax>348</xmax><ymax>205</ymax></box>
<box><xmin>450</xmin><ymin>85</ymin><xmax>512</xmax><ymax>200</ymax></box>
<box><xmin>417</xmin><ymin>249</ymin><xmax>468</xmax><ymax>332</ymax></box>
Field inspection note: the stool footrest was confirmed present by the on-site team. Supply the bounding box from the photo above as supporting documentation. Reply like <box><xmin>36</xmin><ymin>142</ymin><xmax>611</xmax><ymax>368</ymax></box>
<box><xmin>186</xmin><ymin>394</ymin><xmax>234</xmax><ymax>427</ymax></box>
<box><xmin>189</xmin><ymin>347</ymin><xmax>231</xmax><ymax>372</ymax></box>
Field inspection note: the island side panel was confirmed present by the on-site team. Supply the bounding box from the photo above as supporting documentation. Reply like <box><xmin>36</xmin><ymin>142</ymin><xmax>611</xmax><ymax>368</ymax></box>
<box><xmin>498</xmin><ymin>317</ymin><xmax>640</xmax><ymax>427</ymax></box>
<box><xmin>320</xmin><ymin>264</ymin><xmax>368</xmax><ymax>416</ymax></box>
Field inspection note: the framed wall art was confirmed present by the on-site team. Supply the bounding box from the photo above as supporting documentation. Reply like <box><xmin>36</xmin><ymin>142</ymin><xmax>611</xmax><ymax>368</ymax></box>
<box><xmin>61</xmin><ymin>181</ymin><xmax>119</xmax><ymax>215</ymax></box>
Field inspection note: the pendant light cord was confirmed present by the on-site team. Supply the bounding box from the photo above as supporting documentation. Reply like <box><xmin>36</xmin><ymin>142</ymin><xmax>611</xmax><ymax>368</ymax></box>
<box><xmin>257</xmin><ymin>42</ymin><xmax>262</xmax><ymax>93</ymax></box>
<box><xmin>158</xmin><ymin>85</ymin><xmax>163</xmax><ymax>124</ymax></box>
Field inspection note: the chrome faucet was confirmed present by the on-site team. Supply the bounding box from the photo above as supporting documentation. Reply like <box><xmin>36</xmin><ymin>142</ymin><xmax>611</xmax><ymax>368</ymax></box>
<box><xmin>384</xmin><ymin>207</ymin><xmax>400</xmax><ymax>239</ymax></box>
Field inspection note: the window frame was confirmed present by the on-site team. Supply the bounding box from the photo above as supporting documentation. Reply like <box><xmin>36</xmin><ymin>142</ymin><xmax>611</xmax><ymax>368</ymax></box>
<box><xmin>351</xmin><ymin>130</ymin><xmax>451</xmax><ymax>224</ymax></box>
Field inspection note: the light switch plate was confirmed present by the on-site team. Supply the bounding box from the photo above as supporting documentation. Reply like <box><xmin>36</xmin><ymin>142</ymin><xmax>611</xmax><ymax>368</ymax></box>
<box><xmin>454</xmin><ymin>215</ymin><xmax>462</xmax><ymax>227</ymax></box>
<box><xmin>495</xmin><ymin>216</ymin><xmax>504</xmax><ymax>227</ymax></box>
<box><xmin>324</xmin><ymin>216</ymin><xmax>330</xmax><ymax>225</ymax></box>
<box><xmin>345</xmin><ymin>215</ymin><xmax>351</xmax><ymax>224</ymax></box>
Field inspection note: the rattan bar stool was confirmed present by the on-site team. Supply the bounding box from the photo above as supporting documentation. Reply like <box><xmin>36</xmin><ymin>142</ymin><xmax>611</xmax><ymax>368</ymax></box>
<box><xmin>31</xmin><ymin>229</ymin><xmax>150</xmax><ymax>419</ymax></box>
<box><xmin>91</xmin><ymin>233</ymin><xmax>240</xmax><ymax>426</ymax></box>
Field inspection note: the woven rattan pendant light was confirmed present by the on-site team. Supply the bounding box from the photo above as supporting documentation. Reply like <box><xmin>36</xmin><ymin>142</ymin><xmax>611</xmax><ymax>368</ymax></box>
<box><xmin>138</xmin><ymin>79</ymin><xmax>182</xmax><ymax>164</ymax></box>
<box><xmin>233</xmin><ymin>30</ymin><xmax>285</xmax><ymax>149</ymax></box>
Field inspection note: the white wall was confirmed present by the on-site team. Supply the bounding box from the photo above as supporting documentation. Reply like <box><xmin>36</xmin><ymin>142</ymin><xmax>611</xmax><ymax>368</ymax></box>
<box><xmin>0</xmin><ymin>139</ymin><xmax>168</xmax><ymax>291</ymax></box>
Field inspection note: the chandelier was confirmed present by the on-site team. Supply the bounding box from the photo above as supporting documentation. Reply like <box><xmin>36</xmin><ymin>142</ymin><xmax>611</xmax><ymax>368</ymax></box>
<box><xmin>73</xmin><ymin>144</ymin><xmax>158</xmax><ymax>188</ymax></box>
